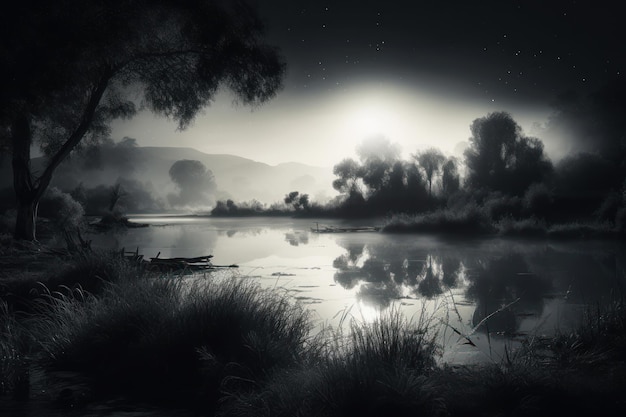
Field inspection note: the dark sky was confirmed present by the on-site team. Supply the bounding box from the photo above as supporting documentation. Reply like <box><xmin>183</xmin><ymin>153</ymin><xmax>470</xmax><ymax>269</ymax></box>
<box><xmin>118</xmin><ymin>0</ymin><xmax>623</xmax><ymax>166</ymax></box>
<box><xmin>257</xmin><ymin>0</ymin><xmax>621</xmax><ymax>106</ymax></box>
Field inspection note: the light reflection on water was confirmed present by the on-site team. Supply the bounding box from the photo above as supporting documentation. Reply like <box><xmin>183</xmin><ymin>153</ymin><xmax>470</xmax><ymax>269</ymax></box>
<box><xmin>89</xmin><ymin>216</ymin><xmax>626</xmax><ymax>364</ymax></box>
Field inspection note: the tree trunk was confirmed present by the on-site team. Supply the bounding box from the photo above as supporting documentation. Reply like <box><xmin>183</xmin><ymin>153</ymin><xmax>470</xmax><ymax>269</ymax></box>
<box><xmin>14</xmin><ymin>196</ymin><xmax>39</xmax><ymax>241</ymax></box>
<box><xmin>11</xmin><ymin>115</ymin><xmax>41</xmax><ymax>241</ymax></box>
<box><xmin>10</xmin><ymin>72</ymin><xmax>112</xmax><ymax>241</ymax></box>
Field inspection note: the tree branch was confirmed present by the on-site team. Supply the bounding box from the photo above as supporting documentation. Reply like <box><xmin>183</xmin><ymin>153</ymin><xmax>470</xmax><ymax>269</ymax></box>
<box><xmin>35</xmin><ymin>69</ymin><xmax>113</xmax><ymax>197</ymax></box>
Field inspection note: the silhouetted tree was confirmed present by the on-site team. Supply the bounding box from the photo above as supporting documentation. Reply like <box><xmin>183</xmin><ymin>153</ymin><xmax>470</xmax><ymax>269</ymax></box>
<box><xmin>1</xmin><ymin>0</ymin><xmax>284</xmax><ymax>240</ymax></box>
<box><xmin>414</xmin><ymin>148</ymin><xmax>445</xmax><ymax>198</ymax></box>
<box><xmin>441</xmin><ymin>158</ymin><xmax>460</xmax><ymax>197</ymax></box>
<box><xmin>464</xmin><ymin>112</ymin><xmax>552</xmax><ymax>195</ymax></box>
<box><xmin>332</xmin><ymin>158</ymin><xmax>363</xmax><ymax>196</ymax></box>
<box><xmin>284</xmin><ymin>191</ymin><xmax>310</xmax><ymax>211</ymax></box>
<box><xmin>356</xmin><ymin>136</ymin><xmax>401</xmax><ymax>195</ymax></box>
<box><xmin>168</xmin><ymin>160</ymin><xmax>217</xmax><ymax>207</ymax></box>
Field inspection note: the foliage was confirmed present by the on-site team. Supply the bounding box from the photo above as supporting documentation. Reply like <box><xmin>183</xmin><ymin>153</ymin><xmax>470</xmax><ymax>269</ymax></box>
<box><xmin>482</xmin><ymin>192</ymin><xmax>523</xmax><ymax>221</ymax></box>
<box><xmin>71</xmin><ymin>179</ymin><xmax>165</xmax><ymax>215</ymax></box>
<box><xmin>2</xmin><ymin>0</ymin><xmax>285</xmax><ymax>240</ymax></box>
<box><xmin>464</xmin><ymin>112</ymin><xmax>553</xmax><ymax>196</ymax></box>
<box><xmin>0</xmin><ymin>301</ymin><xmax>29</xmax><ymax>399</ymax></box>
<box><xmin>383</xmin><ymin>204</ymin><xmax>494</xmax><ymax>235</ymax></box>
<box><xmin>33</xmin><ymin>277</ymin><xmax>312</xmax><ymax>412</ymax></box>
<box><xmin>284</xmin><ymin>190</ymin><xmax>310</xmax><ymax>211</ymax></box>
<box><xmin>414</xmin><ymin>148</ymin><xmax>446</xmax><ymax>198</ymax></box>
<box><xmin>331</xmin><ymin>138</ymin><xmax>430</xmax><ymax>216</ymax></box>
<box><xmin>168</xmin><ymin>159</ymin><xmax>217</xmax><ymax>208</ymax></box>
<box><xmin>219</xmin><ymin>308</ymin><xmax>444</xmax><ymax>417</ymax></box>
<box><xmin>523</xmin><ymin>183</ymin><xmax>553</xmax><ymax>219</ymax></box>
<box><xmin>38</xmin><ymin>187</ymin><xmax>85</xmax><ymax>231</ymax></box>
<box><xmin>441</xmin><ymin>158</ymin><xmax>460</xmax><ymax>197</ymax></box>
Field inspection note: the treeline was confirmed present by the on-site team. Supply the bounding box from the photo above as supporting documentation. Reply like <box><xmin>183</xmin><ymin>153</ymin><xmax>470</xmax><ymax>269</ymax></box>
<box><xmin>214</xmin><ymin>79</ymin><xmax>626</xmax><ymax>235</ymax></box>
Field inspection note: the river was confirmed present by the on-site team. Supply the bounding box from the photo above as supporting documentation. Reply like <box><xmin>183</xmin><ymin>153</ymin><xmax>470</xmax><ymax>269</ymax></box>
<box><xmin>88</xmin><ymin>216</ymin><xmax>626</xmax><ymax>364</ymax></box>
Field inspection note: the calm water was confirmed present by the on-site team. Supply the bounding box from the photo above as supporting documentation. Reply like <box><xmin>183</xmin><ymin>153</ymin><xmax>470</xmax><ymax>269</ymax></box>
<box><xmin>89</xmin><ymin>216</ymin><xmax>626</xmax><ymax>364</ymax></box>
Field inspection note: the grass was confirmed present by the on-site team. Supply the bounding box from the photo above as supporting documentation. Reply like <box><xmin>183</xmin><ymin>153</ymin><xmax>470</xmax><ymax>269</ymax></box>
<box><xmin>383</xmin><ymin>205</ymin><xmax>495</xmax><ymax>235</ymax></box>
<box><xmin>0</xmin><ymin>301</ymin><xmax>29</xmax><ymax>400</ymax></box>
<box><xmin>382</xmin><ymin>206</ymin><xmax>624</xmax><ymax>241</ymax></box>
<box><xmin>0</xmin><ymin>249</ymin><xmax>141</xmax><ymax>314</ymax></box>
<box><xmin>219</xmin><ymin>307</ymin><xmax>446</xmax><ymax>417</ymax></box>
<box><xmin>2</xmin><ymin>250</ymin><xmax>626</xmax><ymax>415</ymax></box>
<box><xmin>31</xmin><ymin>275</ymin><xmax>312</xmax><ymax>412</ymax></box>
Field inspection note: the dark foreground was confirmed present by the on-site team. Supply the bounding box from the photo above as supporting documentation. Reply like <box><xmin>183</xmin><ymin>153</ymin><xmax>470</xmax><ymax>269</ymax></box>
<box><xmin>1</xmin><ymin>243</ymin><xmax>625</xmax><ymax>416</ymax></box>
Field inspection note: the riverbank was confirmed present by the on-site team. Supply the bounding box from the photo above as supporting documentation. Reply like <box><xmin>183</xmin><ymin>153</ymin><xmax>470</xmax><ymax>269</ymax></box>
<box><xmin>1</xmin><ymin>248</ymin><xmax>626</xmax><ymax>416</ymax></box>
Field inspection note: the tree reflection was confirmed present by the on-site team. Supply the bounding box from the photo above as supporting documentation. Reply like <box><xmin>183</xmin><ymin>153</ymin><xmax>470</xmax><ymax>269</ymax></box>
<box><xmin>331</xmin><ymin>242</ymin><xmax>557</xmax><ymax>336</ymax></box>
<box><xmin>332</xmin><ymin>243</ymin><xmax>463</xmax><ymax>309</ymax></box>
<box><xmin>464</xmin><ymin>253</ymin><xmax>553</xmax><ymax>335</ymax></box>
<box><xmin>284</xmin><ymin>231</ymin><xmax>309</xmax><ymax>246</ymax></box>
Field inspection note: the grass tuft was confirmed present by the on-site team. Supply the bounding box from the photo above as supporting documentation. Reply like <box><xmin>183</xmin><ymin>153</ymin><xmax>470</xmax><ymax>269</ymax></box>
<box><xmin>220</xmin><ymin>307</ymin><xmax>445</xmax><ymax>417</ymax></box>
<box><xmin>32</xmin><ymin>276</ymin><xmax>312</xmax><ymax>412</ymax></box>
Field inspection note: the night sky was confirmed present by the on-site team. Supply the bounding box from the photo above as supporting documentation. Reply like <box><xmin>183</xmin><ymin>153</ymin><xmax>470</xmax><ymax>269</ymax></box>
<box><xmin>115</xmin><ymin>0</ymin><xmax>623</xmax><ymax>166</ymax></box>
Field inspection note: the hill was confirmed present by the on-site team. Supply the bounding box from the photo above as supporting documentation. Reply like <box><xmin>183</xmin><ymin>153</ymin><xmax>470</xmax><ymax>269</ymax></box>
<box><xmin>0</xmin><ymin>146</ymin><xmax>336</xmax><ymax>209</ymax></box>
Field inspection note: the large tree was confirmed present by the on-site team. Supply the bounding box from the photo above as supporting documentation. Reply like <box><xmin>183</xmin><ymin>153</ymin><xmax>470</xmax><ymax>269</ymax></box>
<box><xmin>0</xmin><ymin>0</ymin><xmax>284</xmax><ymax>240</ymax></box>
<box><xmin>168</xmin><ymin>159</ymin><xmax>217</xmax><ymax>207</ymax></box>
<box><xmin>464</xmin><ymin>112</ymin><xmax>552</xmax><ymax>195</ymax></box>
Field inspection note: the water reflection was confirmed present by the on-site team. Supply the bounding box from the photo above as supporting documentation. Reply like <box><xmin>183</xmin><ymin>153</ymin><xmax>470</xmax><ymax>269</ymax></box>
<box><xmin>464</xmin><ymin>254</ymin><xmax>551</xmax><ymax>335</ymax></box>
<box><xmin>285</xmin><ymin>231</ymin><xmax>309</xmax><ymax>246</ymax></box>
<box><xmin>329</xmin><ymin>238</ymin><xmax>624</xmax><ymax>338</ymax></box>
<box><xmin>332</xmin><ymin>243</ymin><xmax>464</xmax><ymax>312</ymax></box>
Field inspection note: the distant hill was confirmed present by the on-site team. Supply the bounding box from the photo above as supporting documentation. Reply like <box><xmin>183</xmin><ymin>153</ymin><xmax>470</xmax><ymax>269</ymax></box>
<box><xmin>0</xmin><ymin>146</ymin><xmax>336</xmax><ymax>205</ymax></box>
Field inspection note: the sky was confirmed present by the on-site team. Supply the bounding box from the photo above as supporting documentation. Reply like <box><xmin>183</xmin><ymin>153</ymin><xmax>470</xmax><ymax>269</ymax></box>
<box><xmin>112</xmin><ymin>0</ymin><xmax>623</xmax><ymax>167</ymax></box>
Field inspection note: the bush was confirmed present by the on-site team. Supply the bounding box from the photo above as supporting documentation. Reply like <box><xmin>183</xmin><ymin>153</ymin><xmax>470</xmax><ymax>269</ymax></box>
<box><xmin>33</xmin><ymin>277</ymin><xmax>312</xmax><ymax>412</ymax></box>
<box><xmin>523</xmin><ymin>183</ymin><xmax>553</xmax><ymax>219</ymax></box>
<box><xmin>383</xmin><ymin>204</ymin><xmax>494</xmax><ymax>235</ymax></box>
<box><xmin>38</xmin><ymin>187</ymin><xmax>85</xmax><ymax>231</ymax></box>
<box><xmin>483</xmin><ymin>193</ymin><xmax>523</xmax><ymax>221</ymax></box>
<box><xmin>497</xmin><ymin>217</ymin><xmax>547</xmax><ymax>238</ymax></box>
<box><xmin>595</xmin><ymin>191</ymin><xmax>622</xmax><ymax>223</ymax></box>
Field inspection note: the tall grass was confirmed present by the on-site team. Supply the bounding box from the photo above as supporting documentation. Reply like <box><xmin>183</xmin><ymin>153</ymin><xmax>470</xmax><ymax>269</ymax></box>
<box><xmin>383</xmin><ymin>204</ymin><xmax>494</xmax><ymax>235</ymax></box>
<box><xmin>1</xmin><ymin>249</ymin><xmax>142</xmax><ymax>314</ymax></box>
<box><xmin>32</xmin><ymin>276</ymin><xmax>312</xmax><ymax>412</ymax></box>
<box><xmin>0</xmin><ymin>301</ymin><xmax>29</xmax><ymax>400</ymax></box>
<box><xmin>220</xmin><ymin>307</ymin><xmax>446</xmax><ymax>417</ymax></box>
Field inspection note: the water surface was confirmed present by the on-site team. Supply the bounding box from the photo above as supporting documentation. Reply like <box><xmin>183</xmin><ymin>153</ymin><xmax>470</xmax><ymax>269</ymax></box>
<box><xmin>89</xmin><ymin>216</ymin><xmax>626</xmax><ymax>364</ymax></box>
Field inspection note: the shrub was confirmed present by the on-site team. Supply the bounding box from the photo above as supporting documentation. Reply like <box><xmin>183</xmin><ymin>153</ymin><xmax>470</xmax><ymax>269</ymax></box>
<box><xmin>38</xmin><ymin>187</ymin><xmax>85</xmax><ymax>231</ymax></box>
<box><xmin>383</xmin><ymin>204</ymin><xmax>494</xmax><ymax>235</ymax></box>
<box><xmin>483</xmin><ymin>193</ymin><xmax>522</xmax><ymax>221</ymax></box>
<box><xmin>497</xmin><ymin>217</ymin><xmax>547</xmax><ymax>237</ymax></box>
<box><xmin>523</xmin><ymin>183</ymin><xmax>553</xmax><ymax>219</ymax></box>
<box><xmin>33</xmin><ymin>277</ymin><xmax>312</xmax><ymax>412</ymax></box>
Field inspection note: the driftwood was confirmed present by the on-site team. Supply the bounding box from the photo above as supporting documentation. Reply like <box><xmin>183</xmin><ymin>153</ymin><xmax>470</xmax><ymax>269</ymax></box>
<box><xmin>121</xmin><ymin>248</ymin><xmax>237</xmax><ymax>272</ymax></box>
<box><xmin>310</xmin><ymin>223</ymin><xmax>381</xmax><ymax>233</ymax></box>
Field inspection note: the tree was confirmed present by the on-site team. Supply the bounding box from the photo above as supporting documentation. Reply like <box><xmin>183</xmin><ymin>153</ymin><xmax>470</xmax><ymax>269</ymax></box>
<box><xmin>464</xmin><ymin>112</ymin><xmax>552</xmax><ymax>195</ymax></box>
<box><xmin>356</xmin><ymin>136</ymin><xmax>401</xmax><ymax>194</ymax></box>
<box><xmin>414</xmin><ymin>148</ymin><xmax>446</xmax><ymax>198</ymax></box>
<box><xmin>1</xmin><ymin>0</ymin><xmax>284</xmax><ymax>240</ymax></box>
<box><xmin>441</xmin><ymin>158</ymin><xmax>460</xmax><ymax>197</ymax></box>
<box><xmin>168</xmin><ymin>160</ymin><xmax>217</xmax><ymax>207</ymax></box>
<box><xmin>332</xmin><ymin>158</ymin><xmax>363</xmax><ymax>196</ymax></box>
<box><xmin>284</xmin><ymin>191</ymin><xmax>310</xmax><ymax>211</ymax></box>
